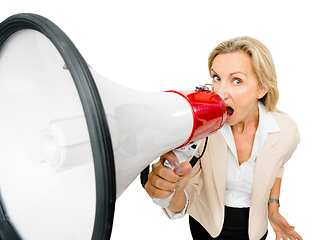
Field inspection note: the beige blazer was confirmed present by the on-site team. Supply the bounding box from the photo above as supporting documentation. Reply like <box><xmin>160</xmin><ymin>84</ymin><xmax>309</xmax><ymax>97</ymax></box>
<box><xmin>185</xmin><ymin>112</ymin><xmax>300</xmax><ymax>240</ymax></box>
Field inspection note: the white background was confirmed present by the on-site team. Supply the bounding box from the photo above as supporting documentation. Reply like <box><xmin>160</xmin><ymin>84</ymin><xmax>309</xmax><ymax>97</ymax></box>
<box><xmin>1</xmin><ymin>1</ymin><xmax>316</xmax><ymax>239</ymax></box>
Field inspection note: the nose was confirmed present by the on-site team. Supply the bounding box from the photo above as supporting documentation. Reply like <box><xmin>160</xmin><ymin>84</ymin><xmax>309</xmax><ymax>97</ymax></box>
<box><xmin>214</xmin><ymin>83</ymin><xmax>230</xmax><ymax>101</ymax></box>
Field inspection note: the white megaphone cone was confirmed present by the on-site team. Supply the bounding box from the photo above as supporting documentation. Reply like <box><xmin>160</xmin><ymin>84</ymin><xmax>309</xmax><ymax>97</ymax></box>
<box><xmin>39</xmin><ymin>68</ymin><xmax>226</xmax><ymax>199</ymax></box>
<box><xmin>92</xmin><ymin>69</ymin><xmax>227</xmax><ymax>198</ymax></box>
<box><xmin>0</xmin><ymin>14</ymin><xmax>226</xmax><ymax>240</ymax></box>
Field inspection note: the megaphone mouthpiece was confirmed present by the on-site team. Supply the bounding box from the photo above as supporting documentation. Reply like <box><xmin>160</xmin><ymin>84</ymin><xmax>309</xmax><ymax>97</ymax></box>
<box><xmin>166</xmin><ymin>87</ymin><xmax>226</xmax><ymax>147</ymax></box>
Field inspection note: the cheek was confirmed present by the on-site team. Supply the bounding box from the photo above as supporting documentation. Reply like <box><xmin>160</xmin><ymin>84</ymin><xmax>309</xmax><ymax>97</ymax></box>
<box><xmin>232</xmin><ymin>89</ymin><xmax>258</xmax><ymax>112</ymax></box>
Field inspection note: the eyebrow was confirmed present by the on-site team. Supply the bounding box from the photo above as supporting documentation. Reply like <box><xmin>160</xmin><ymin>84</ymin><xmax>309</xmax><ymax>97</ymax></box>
<box><xmin>210</xmin><ymin>68</ymin><xmax>218</xmax><ymax>75</ymax></box>
<box><xmin>211</xmin><ymin>68</ymin><xmax>247</xmax><ymax>77</ymax></box>
<box><xmin>230</xmin><ymin>71</ymin><xmax>247</xmax><ymax>77</ymax></box>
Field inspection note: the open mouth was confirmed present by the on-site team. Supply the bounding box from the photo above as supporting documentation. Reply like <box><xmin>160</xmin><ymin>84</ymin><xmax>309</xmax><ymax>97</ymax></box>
<box><xmin>226</xmin><ymin>106</ymin><xmax>234</xmax><ymax>120</ymax></box>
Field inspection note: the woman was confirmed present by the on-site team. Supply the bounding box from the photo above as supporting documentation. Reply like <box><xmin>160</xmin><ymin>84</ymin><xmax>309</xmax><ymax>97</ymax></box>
<box><xmin>145</xmin><ymin>36</ymin><xmax>302</xmax><ymax>240</ymax></box>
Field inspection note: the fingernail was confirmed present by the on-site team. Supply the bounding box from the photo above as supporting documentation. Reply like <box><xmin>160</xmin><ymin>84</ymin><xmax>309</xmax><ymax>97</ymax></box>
<box><xmin>173</xmin><ymin>159</ymin><xmax>179</xmax><ymax>167</ymax></box>
<box><xmin>176</xmin><ymin>166</ymin><xmax>183</xmax><ymax>174</ymax></box>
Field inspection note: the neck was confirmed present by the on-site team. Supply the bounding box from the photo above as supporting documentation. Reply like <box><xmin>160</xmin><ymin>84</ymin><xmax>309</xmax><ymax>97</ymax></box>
<box><xmin>231</xmin><ymin>105</ymin><xmax>259</xmax><ymax>134</ymax></box>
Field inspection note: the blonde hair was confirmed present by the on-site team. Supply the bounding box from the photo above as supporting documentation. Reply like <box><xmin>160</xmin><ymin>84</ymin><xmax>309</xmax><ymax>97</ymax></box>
<box><xmin>208</xmin><ymin>36</ymin><xmax>279</xmax><ymax>112</ymax></box>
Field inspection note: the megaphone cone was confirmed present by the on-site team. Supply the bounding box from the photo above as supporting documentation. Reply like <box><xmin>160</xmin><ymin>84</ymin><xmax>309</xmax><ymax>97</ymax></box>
<box><xmin>0</xmin><ymin>14</ymin><xmax>226</xmax><ymax>240</ymax></box>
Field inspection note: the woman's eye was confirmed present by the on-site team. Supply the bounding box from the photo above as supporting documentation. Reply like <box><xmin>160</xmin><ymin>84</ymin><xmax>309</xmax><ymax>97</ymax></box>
<box><xmin>233</xmin><ymin>79</ymin><xmax>242</xmax><ymax>85</ymax></box>
<box><xmin>213</xmin><ymin>75</ymin><xmax>221</xmax><ymax>82</ymax></box>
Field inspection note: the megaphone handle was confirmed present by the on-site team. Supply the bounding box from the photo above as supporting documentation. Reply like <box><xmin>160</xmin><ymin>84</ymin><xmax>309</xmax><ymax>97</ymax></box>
<box><xmin>152</xmin><ymin>140</ymin><xmax>202</xmax><ymax>208</ymax></box>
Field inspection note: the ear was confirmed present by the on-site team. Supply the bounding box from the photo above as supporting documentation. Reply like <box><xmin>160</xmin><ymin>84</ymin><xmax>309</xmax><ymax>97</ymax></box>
<box><xmin>257</xmin><ymin>85</ymin><xmax>269</xmax><ymax>99</ymax></box>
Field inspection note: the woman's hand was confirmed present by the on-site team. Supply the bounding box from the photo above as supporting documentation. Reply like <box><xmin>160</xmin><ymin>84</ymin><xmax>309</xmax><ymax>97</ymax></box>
<box><xmin>269</xmin><ymin>210</ymin><xmax>303</xmax><ymax>240</ymax></box>
<box><xmin>145</xmin><ymin>151</ymin><xmax>192</xmax><ymax>211</ymax></box>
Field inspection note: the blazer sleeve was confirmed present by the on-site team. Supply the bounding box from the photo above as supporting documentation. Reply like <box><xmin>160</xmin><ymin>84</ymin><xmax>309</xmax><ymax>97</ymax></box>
<box><xmin>276</xmin><ymin>114</ymin><xmax>300</xmax><ymax>178</ymax></box>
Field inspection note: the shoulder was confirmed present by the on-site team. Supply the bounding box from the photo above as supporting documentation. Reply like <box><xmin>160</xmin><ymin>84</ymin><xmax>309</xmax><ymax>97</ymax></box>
<box><xmin>271</xmin><ymin>111</ymin><xmax>298</xmax><ymax>132</ymax></box>
<box><xmin>271</xmin><ymin>111</ymin><xmax>300</xmax><ymax>146</ymax></box>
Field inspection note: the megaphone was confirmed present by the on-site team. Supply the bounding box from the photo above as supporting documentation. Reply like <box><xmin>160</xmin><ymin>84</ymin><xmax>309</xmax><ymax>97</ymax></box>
<box><xmin>0</xmin><ymin>14</ymin><xmax>226</xmax><ymax>240</ymax></box>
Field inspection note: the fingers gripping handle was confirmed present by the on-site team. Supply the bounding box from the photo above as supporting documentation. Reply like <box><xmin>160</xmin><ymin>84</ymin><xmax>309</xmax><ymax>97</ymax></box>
<box><xmin>152</xmin><ymin>140</ymin><xmax>202</xmax><ymax>208</ymax></box>
<box><xmin>152</xmin><ymin>189</ymin><xmax>176</xmax><ymax>208</ymax></box>
<box><xmin>162</xmin><ymin>139</ymin><xmax>203</xmax><ymax>171</ymax></box>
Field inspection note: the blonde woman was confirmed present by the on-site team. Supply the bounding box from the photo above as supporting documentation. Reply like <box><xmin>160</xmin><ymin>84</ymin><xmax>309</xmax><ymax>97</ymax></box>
<box><xmin>145</xmin><ymin>36</ymin><xmax>302</xmax><ymax>240</ymax></box>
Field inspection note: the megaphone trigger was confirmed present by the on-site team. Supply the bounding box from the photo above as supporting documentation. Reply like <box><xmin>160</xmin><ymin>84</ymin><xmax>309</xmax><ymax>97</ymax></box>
<box><xmin>162</xmin><ymin>139</ymin><xmax>203</xmax><ymax>172</ymax></box>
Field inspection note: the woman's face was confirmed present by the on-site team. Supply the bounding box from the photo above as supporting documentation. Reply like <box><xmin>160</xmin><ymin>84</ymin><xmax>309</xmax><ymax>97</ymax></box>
<box><xmin>211</xmin><ymin>51</ymin><xmax>268</xmax><ymax>126</ymax></box>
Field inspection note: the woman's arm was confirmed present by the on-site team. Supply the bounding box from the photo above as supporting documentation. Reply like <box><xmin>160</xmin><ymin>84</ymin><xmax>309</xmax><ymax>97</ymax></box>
<box><xmin>268</xmin><ymin>178</ymin><xmax>303</xmax><ymax>240</ymax></box>
<box><xmin>268</xmin><ymin>178</ymin><xmax>282</xmax><ymax>215</ymax></box>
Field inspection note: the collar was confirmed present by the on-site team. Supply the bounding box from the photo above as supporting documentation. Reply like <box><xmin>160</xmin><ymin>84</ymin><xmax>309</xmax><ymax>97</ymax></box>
<box><xmin>257</xmin><ymin>101</ymin><xmax>280</xmax><ymax>134</ymax></box>
<box><xmin>219</xmin><ymin>101</ymin><xmax>280</xmax><ymax>162</ymax></box>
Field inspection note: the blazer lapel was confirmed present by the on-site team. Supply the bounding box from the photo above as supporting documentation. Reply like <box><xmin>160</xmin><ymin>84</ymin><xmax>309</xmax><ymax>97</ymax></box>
<box><xmin>250</xmin><ymin>132</ymin><xmax>280</xmax><ymax>216</ymax></box>
<box><xmin>208</xmin><ymin>132</ymin><xmax>227</xmax><ymax>205</ymax></box>
<box><xmin>206</xmin><ymin>131</ymin><xmax>280</xmax><ymax>213</ymax></box>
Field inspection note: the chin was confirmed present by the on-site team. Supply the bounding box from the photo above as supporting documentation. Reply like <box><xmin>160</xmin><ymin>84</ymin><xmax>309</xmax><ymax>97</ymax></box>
<box><xmin>224</xmin><ymin>116</ymin><xmax>239</xmax><ymax>126</ymax></box>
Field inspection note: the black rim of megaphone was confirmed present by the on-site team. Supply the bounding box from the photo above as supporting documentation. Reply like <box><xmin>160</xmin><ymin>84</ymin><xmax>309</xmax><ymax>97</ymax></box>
<box><xmin>0</xmin><ymin>13</ymin><xmax>116</xmax><ymax>240</ymax></box>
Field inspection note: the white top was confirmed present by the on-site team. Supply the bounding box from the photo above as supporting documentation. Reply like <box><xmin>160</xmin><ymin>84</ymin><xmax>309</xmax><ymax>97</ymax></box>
<box><xmin>164</xmin><ymin>102</ymin><xmax>280</xmax><ymax>218</ymax></box>
<box><xmin>220</xmin><ymin>102</ymin><xmax>280</xmax><ymax>208</ymax></box>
